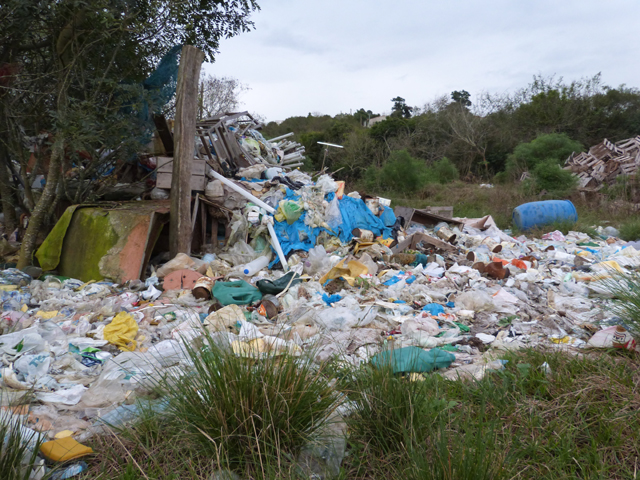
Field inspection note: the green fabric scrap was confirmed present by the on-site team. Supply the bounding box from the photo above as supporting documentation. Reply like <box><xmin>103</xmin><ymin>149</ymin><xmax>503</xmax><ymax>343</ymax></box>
<box><xmin>212</xmin><ymin>280</ymin><xmax>262</xmax><ymax>306</ymax></box>
<box><xmin>577</xmin><ymin>242</ymin><xmax>599</xmax><ymax>247</ymax></box>
<box><xmin>371</xmin><ymin>346</ymin><xmax>455</xmax><ymax>374</ymax></box>
<box><xmin>411</xmin><ymin>253</ymin><xmax>430</xmax><ymax>267</ymax></box>
<box><xmin>439</xmin><ymin>344</ymin><xmax>459</xmax><ymax>352</ymax></box>
<box><xmin>35</xmin><ymin>205</ymin><xmax>80</xmax><ymax>271</ymax></box>
<box><xmin>453</xmin><ymin>322</ymin><xmax>470</xmax><ymax>333</ymax></box>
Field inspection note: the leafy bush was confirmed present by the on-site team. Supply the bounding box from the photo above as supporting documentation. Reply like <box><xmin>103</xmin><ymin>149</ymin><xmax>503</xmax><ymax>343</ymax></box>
<box><xmin>493</xmin><ymin>171</ymin><xmax>509</xmax><ymax>184</ymax></box>
<box><xmin>431</xmin><ymin>157</ymin><xmax>459</xmax><ymax>184</ymax></box>
<box><xmin>531</xmin><ymin>159</ymin><xmax>578</xmax><ymax>195</ymax></box>
<box><xmin>620</xmin><ymin>218</ymin><xmax>640</xmax><ymax>241</ymax></box>
<box><xmin>363</xmin><ymin>165</ymin><xmax>382</xmax><ymax>192</ymax></box>
<box><xmin>505</xmin><ymin>133</ymin><xmax>582</xmax><ymax>179</ymax></box>
<box><xmin>159</xmin><ymin>332</ymin><xmax>340</xmax><ymax>470</ymax></box>
<box><xmin>369</xmin><ymin>150</ymin><xmax>430</xmax><ymax>193</ymax></box>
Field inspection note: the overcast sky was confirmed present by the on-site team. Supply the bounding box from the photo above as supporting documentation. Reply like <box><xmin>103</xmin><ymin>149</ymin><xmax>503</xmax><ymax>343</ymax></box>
<box><xmin>202</xmin><ymin>0</ymin><xmax>640</xmax><ymax>122</ymax></box>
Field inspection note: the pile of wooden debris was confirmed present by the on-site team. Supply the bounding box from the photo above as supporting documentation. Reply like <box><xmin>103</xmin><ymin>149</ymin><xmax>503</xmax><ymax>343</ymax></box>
<box><xmin>195</xmin><ymin>111</ymin><xmax>305</xmax><ymax>177</ymax></box>
<box><xmin>565</xmin><ymin>136</ymin><xmax>640</xmax><ymax>189</ymax></box>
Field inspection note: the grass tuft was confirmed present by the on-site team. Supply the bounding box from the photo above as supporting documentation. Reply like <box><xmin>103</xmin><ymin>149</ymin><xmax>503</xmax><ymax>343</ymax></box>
<box><xmin>600</xmin><ymin>271</ymin><xmax>640</xmax><ymax>340</ymax></box>
<box><xmin>158</xmin><ymin>331</ymin><xmax>341</xmax><ymax>472</ymax></box>
<box><xmin>0</xmin><ymin>408</ymin><xmax>46</xmax><ymax>480</ymax></box>
<box><xmin>620</xmin><ymin>218</ymin><xmax>640</xmax><ymax>242</ymax></box>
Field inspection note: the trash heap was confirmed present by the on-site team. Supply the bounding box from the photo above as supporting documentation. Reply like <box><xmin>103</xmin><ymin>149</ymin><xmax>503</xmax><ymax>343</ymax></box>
<box><xmin>565</xmin><ymin>135</ymin><xmax>640</xmax><ymax>189</ymax></box>
<box><xmin>1</xmin><ymin>169</ymin><xmax>640</xmax><ymax>477</ymax></box>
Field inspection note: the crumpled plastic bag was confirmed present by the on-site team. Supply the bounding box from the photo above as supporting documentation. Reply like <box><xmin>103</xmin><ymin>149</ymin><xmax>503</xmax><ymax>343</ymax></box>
<box><xmin>36</xmin><ymin>384</ymin><xmax>87</xmax><ymax>406</ymax></box>
<box><xmin>14</xmin><ymin>354</ymin><xmax>51</xmax><ymax>384</ymax></box>
<box><xmin>455</xmin><ymin>290</ymin><xmax>494</xmax><ymax>312</ymax></box>
<box><xmin>316</xmin><ymin>174</ymin><xmax>338</xmax><ymax>194</ymax></box>
<box><xmin>203</xmin><ymin>305</ymin><xmax>245</xmax><ymax>333</ymax></box>
<box><xmin>319</xmin><ymin>258</ymin><xmax>368</xmax><ymax>286</ymax></box>
<box><xmin>304</xmin><ymin>246</ymin><xmax>332</xmax><ymax>276</ymax></box>
<box><xmin>218</xmin><ymin>240</ymin><xmax>258</xmax><ymax>267</ymax></box>
<box><xmin>276</xmin><ymin>200</ymin><xmax>304</xmax><ymax>225</ymax></box>
<box><xmin>325</xmin><ymin>196</ymin><xmax>343</xmax><ymax>231</ymax></box>
<box><xmin>156</xmin><ymin>253</ymin><xmax>205</xmax><ymax>279</ymax></box>
<box><xmin>231</xmin><ymin>336</ymin><xmax>301</xmax><ymax>358</ymax></box>
<box><xmin>103</xmin><ymin>312</ymin><xmax>139</xmax><ymax>351</ymax></box>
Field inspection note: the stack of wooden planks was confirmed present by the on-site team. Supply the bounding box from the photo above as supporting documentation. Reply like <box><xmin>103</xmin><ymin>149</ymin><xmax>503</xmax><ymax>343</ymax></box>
<box><xmin>564</xmin><ymin>136</ymin><xmax>640</xmax><ymax>189</ymax></box>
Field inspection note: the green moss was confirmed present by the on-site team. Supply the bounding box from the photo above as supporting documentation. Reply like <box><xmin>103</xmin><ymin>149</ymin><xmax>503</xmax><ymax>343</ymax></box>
<box><xmin>58</xmin><ymin>208</ymin><xmax>119</xmax><ymax>281</ymax></box>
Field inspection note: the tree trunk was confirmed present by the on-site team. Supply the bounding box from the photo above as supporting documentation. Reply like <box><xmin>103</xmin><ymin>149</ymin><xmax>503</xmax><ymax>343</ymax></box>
<box><xmin>0</xmin><ymin>150</ymin><xmax>17</xmax><ymax>233</ymax></box>
<box><xmin>17</xmin><ymin>143</ymin><xmax>62</xmax><ymax>269</ymax></box>
<box><xmin>170</xmin><ymin>45</ymin><xmax>204</xmax><ymax>258</ymax></box>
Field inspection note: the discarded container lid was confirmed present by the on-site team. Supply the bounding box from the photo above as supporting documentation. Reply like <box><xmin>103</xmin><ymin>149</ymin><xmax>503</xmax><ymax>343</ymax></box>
<box><xmin>512</xmin><ymin>200</ymin><xmax>578</xmax><ymax>231</ymax></box>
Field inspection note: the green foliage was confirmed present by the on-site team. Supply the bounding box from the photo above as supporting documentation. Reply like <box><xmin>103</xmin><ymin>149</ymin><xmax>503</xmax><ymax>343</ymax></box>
<box><xmin>531</xmin><ymin>158</ymin><xmax>578</xmax><ymax>195</ymax></box>
<box><xmin>431</xmin><ymin>157</ymin><xmax>459</xmax><ymax>184</ymax></box>
<box><xmin>391</xmin><ymin>96</ymin><xmax>413</xmax><ymax>118</ymax></box>
<box><xmin>377</xmin><ymin>150</ymin><xmax>429</xmax><ymax>193</ymax></box>
<box><xmin>620</xmin><ymin>218</ymin><xmax>640</xmax><ymax>241</ymax></box>
<box><xmin>451</xmin><ymin>90</ymin><xmax>472</xmax><ymax>107</ymax></box>
<box><xmin>340</xmin><ymin>348</ymin><xmax>640</xmax><ymax>479</ymax></box>
<box><xmin>368</xmin><ymin>116</ymin><xmax>416</xmax><ymax>142</ymax></box>
<box><xmin>340</xmin><ymin>362</ymin><xmax>446</xmax><ymax>454</ymax></box>
<box><xmin>493</xmin><ymin>171</ymin><xmax>509</xmax><ymax>184</ymax></box>
<box><xmin>158</xmin><ymin>332</ymin><xmax>340</xmax><ymax>470</ymax></box>
<box><xmin>505</xmin><ymin>133</ymin><xmax>583</xmax><ymax>178</ymax></box>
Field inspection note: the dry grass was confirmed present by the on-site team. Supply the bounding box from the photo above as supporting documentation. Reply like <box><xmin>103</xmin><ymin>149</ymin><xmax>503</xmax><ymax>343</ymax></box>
<box><xmin>386</xmin><ymin>181</ymin><xmax>635</xmax><ymax>233</ymax></box>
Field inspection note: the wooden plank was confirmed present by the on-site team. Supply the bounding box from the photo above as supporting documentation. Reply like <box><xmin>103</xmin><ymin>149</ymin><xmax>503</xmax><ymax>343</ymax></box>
<box><xmin>158</xmin><ymin>157</ymin><xmax>205</xmax><ymax>175</ymax></box>
<box><xmin>153</xmin><ymin>114</ymin><xmax>174</xmax><ymax>156</ymax></box>
<box><xmin>170</xmin><ymin>45</ymin><xmax>205</xmax><ymax>258</ymax></box>
<box><xmin>157</xmin><ymin>172</ymin><xmax>205</xmax><ymax>191</ymax></box>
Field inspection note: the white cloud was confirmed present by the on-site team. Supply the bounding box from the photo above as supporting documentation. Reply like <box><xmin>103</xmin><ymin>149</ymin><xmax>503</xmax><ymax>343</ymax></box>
<box><xmin>203</xmin><ymin>0</ymin><xmax>640</xmax><ymax>121</ymax></box>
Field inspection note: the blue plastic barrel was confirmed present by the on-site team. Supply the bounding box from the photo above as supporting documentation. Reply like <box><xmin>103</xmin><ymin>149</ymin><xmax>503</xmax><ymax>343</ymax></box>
<box><xmin>512</xmin><ymin>200</ymin><xmax>578</xmax><ymax>231</ymax></box>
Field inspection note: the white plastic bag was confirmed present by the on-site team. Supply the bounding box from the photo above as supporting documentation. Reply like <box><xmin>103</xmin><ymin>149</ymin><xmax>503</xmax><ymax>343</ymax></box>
<box><xmin>14</xmin><ymin>354</ymin><xmax>51</xmax><ymax>384</ymax></box>
<box><xmin>304</xmin><ymin>245</ymin><xmax>332</xmax><ymax>276</ymax></box>
<box><xmin>325</xmin><ymin>196</ymin><xmax>343</xmax><ymax>231</ymax></box>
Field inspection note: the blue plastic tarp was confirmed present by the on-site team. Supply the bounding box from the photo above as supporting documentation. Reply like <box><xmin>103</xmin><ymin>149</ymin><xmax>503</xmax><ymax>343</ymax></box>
<box><xmin>328</xmin><ymin>193</ymin><xmax>393</xmax><ymax>243</ymax></box>
<box><xmin>269</xmin><ymin>191</ymin><xmax>393</xmax><ymax>268</ymax></box>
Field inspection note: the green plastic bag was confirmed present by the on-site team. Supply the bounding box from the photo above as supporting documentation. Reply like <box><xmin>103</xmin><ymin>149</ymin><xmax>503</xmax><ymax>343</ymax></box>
<box><xmin>256</xmin><ymin>272</ymin><xmax>303</xmax><ymax>295</ymax></box>
<box><xmin>280</xmin><ymin>200</ymin><xmax>304</xmax><ymax>225</ymax></box>
<box><xmin>371</xmin><ymin>346</ymin><xmax>455</xmax><ymax>374</ymax></box>
<box><xmin>212</xmin><ymin>280</ymin><xmax>262</xmax><ymax>306</ymax></box>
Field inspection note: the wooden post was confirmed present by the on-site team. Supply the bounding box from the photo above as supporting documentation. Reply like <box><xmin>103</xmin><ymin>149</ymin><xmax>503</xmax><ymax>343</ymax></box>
<box><xmin>170</xmin><ymin>45</ymin><xmax>204</xmax><ymax>258</ymax></box>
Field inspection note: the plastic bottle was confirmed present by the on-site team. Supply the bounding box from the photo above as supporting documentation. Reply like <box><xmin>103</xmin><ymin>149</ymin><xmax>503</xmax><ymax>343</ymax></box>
<box><xmin>240</xmin><ymin>256</ymin><xmax>270</xmax><ymax>276</ymax></box>
<box><xmin>512</xmin><ymin>200</ymin><xmax>578</xmax><ymax>231</ymax></box>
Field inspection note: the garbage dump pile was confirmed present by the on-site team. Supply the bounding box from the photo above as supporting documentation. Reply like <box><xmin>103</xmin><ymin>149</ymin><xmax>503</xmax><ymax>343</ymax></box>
<box><xmin>2</xmin><ymin>169</ymin><xmax>640</xmax><ymax>476</ymax></box>
<box><xmin>565</xmin><ymin>135</ymin><xmax>640</xmax><ymax>189</ymax></box>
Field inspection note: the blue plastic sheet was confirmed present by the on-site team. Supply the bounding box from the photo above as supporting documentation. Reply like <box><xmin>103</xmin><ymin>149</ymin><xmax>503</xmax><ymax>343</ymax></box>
<box><xmin>422</xmin><ymin>303</ymin><xmax>445</xmax><ymax>316</ymax></box>
<box><xmin>380</xmin><ymin>206</ymin><xmax>397</xmax><ymax>227</ymax></box>
<box><xmin>327</xmin><ymin>193</ymin><xmax>392</xmax><ymax>243</ymax></box>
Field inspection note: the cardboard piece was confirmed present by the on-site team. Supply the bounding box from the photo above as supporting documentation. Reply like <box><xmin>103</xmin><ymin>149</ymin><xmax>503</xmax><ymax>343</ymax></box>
<box><xmin>391</xmin><ymin>232</ymin><xmax>456</xmax><ymax>254</ymax></box>
<box><xmin>394</xmin><ymin>206</ymin><xmax>462</xmax><ymax>227</ymax></box>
